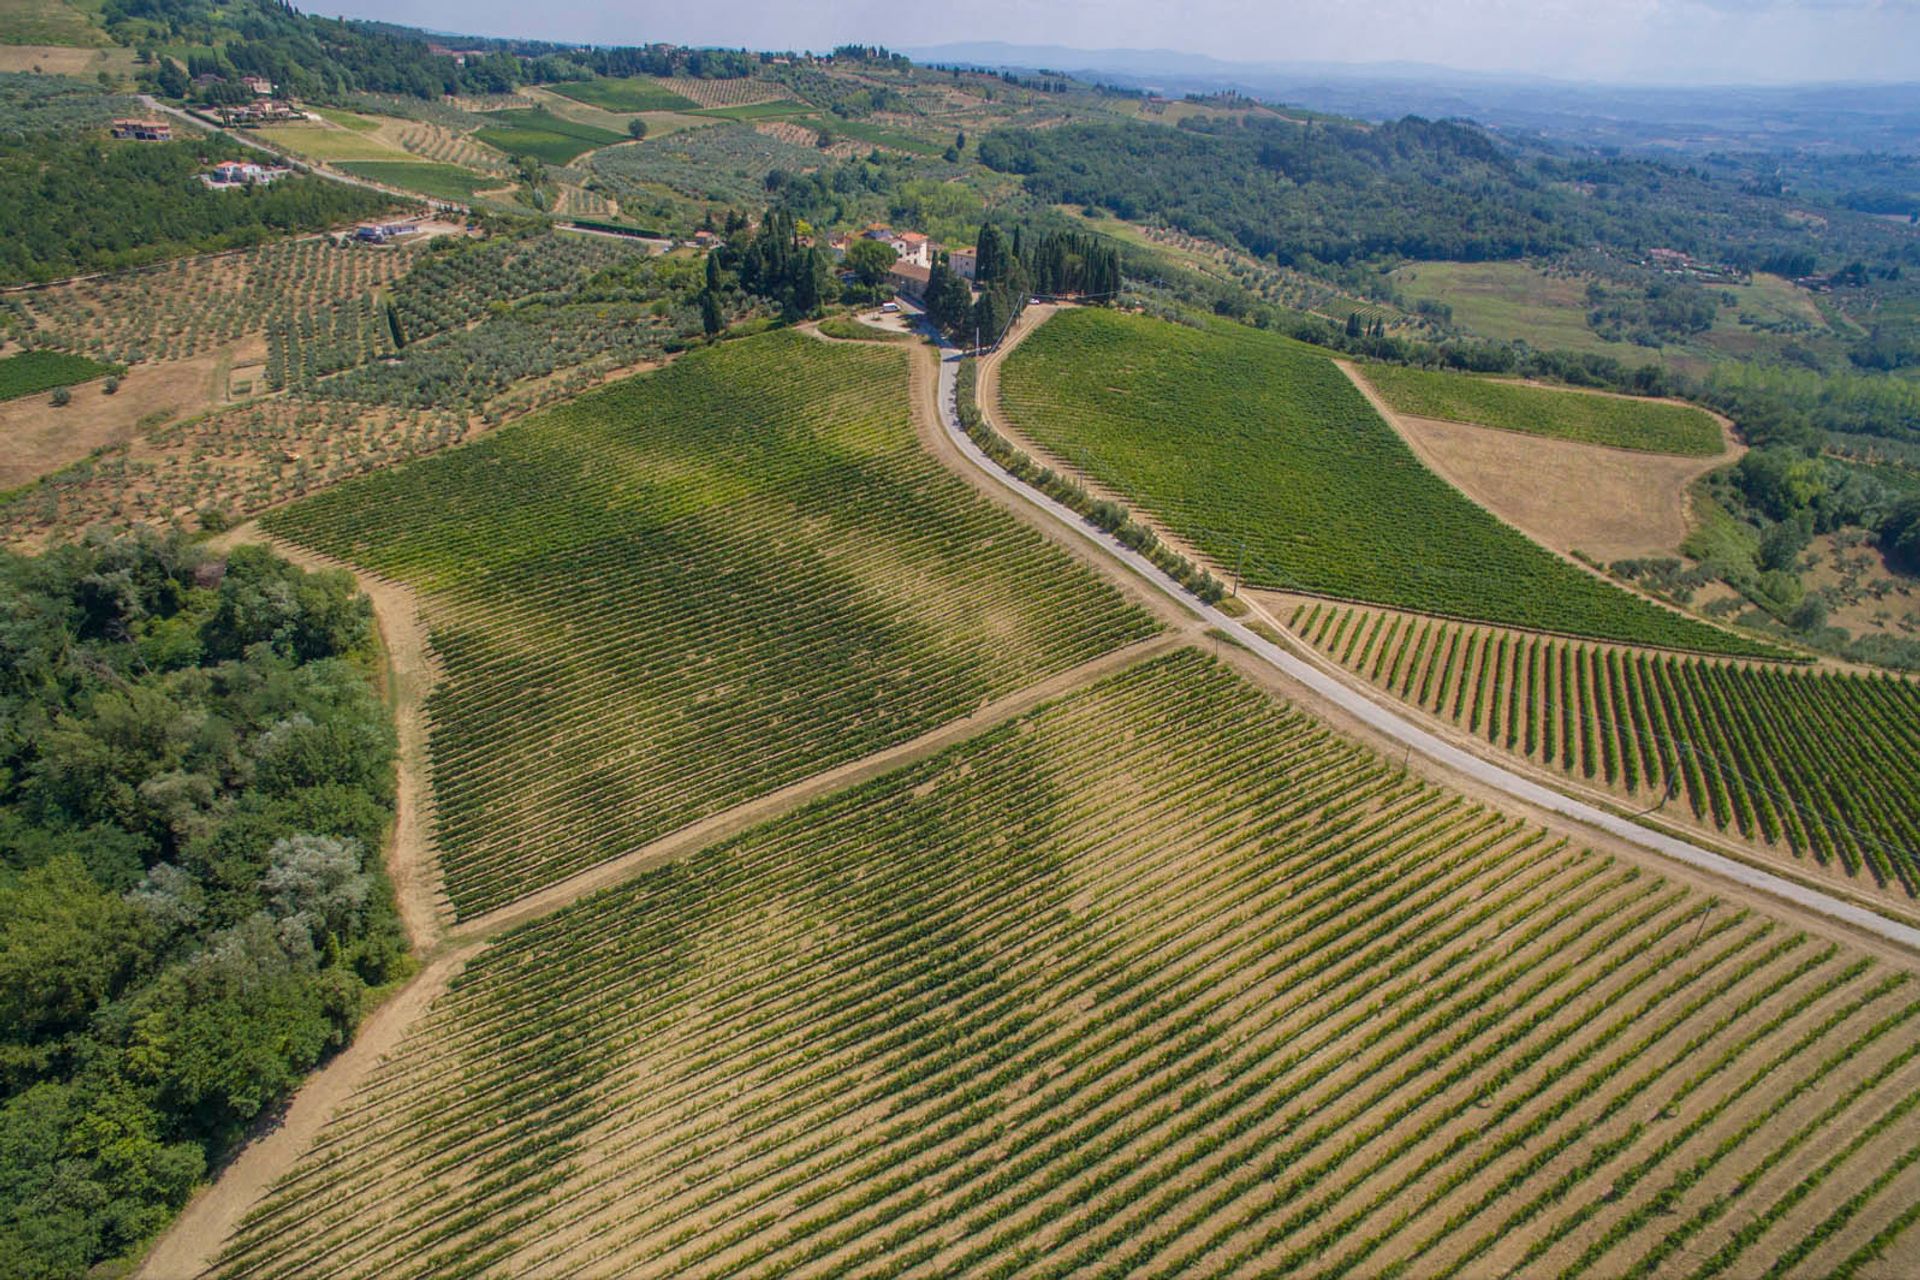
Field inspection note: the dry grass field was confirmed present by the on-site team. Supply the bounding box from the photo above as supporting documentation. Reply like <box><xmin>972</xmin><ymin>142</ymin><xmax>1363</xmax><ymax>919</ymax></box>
<box><xmin>1383</xmin><ymin>413</ymin><xmax>1734</xmax><ymax>562</ymax></box>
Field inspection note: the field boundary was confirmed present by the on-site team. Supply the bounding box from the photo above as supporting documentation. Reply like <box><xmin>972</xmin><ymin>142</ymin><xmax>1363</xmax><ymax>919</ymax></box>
<box><xmin>451</xmin><ymin>631</ymin><xmax>1187</xmax><ymax>941</ymax></box>
<box><xmin>1335</xmin><ymin>358</ymin><xmax>1803</xmax><ymax>661</ymax></box>
<box><xmin>210</xmin><ymin>521</ymin><xmax>450</xmax><ymax>950</ymax></box>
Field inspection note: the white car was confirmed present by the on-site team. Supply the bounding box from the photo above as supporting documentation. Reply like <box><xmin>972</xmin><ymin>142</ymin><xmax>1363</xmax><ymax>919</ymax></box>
<box><xmin>880</xmin><ymin>301</ymin><xmax>900</xmax><ymax>313</ymax></box>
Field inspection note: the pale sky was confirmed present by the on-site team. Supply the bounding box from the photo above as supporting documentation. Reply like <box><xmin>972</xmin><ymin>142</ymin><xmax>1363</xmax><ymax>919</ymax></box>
<box><xmin>324</xmin><ymin>0</ymin><xmax>1920</xmax><ymax>84</ymax></box>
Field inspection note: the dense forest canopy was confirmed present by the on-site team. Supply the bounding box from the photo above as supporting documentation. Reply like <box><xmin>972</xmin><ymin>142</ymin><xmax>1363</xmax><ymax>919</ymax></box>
<box><xmin>0</xmin><ymin>132</ymin><xmax>391</xmax><ymax>285</ymax></box>
<box><xmin>105</xmin><ymin>0</ymin><xmax>756</xmax><ymax>102</ymax></box>
<box><xmin>978</xmin><ymin>116</ymin><xmax>1919</xmax><ymax>274</ymax></box>
<box><xmin>0</xmin><ymin>533</ymin><xmax>405</xmax><ymax>1279</ymax></box>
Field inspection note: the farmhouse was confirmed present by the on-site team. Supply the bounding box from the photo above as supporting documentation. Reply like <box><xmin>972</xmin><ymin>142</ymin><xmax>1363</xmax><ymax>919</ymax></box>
<box><xmin>241</xmin><ymin>75</ymin><xmax>274</xmax><ymax>96</ymax></box>
<box><xmin>212</xmin><ymin>98</ymin><xmax>300</xmax><ymax>126</ymax></box>
<box><xmin>893</xmin><ymin>231</ymin><xmax>933</xmax><ymax>267</ymax></box>
<box><xmin>887</xmin><ymin>260</ymin><xmax>931</xmax><ymax>298</ymax></box>
<box><xmin>949</xmin><ymin>246</ymin><xmax>977</xmax><ymax>280</ymax></box>
<box><xmin>204</xmin><ymin>161</ymin><xmax>290</xmax><ymax>187</ymax></box>
<box><xmin>110</xmin><ymin>118</ymin><xmax>173</xmax><ymax>141</ymax></box>
<box><xmin>355</xmin><ymin>222</ymin><xmax>420</xmax><ymax>244</ymax></box>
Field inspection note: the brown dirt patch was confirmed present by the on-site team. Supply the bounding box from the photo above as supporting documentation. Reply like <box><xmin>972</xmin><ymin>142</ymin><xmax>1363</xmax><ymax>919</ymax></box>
<box><xmin>1386</xmin><ymin>412</ymin><xmax>1736</xmax><ymax>562</ymax></box>
<box><xmin>0</xmin><ymin>350</ymin><xmax>224</xmax><ymax>490</ymax></box>
<box><xmin>0</xmin><ymin>43</ymin><xmax>133</xmax><ymax>75</ymax></box>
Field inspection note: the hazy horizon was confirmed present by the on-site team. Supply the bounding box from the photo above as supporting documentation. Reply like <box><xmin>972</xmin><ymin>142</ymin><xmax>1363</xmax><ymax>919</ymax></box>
<box><xmin>315</xmin><ymin>0</ymin><xmax>1920</xmax><ymax>86</ymax></box>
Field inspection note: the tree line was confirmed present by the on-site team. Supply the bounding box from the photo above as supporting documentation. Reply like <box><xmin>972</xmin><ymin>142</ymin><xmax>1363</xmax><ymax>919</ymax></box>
<box><xmin>923</xmin><ymin>223</ymin><xmax>1122</xmax><ymax>346</ymax></box>
<box><xmin>0</xmin><ymin>532</ymin><xmax>407</xmax><ymax>1279</ymax></box>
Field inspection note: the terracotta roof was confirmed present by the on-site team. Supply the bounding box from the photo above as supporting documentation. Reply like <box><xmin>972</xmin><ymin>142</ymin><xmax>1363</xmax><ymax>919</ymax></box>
<box><xmin>888</xmin><ymin>262</ymin><xmax>931</xmax><ymax>282</ymax></box>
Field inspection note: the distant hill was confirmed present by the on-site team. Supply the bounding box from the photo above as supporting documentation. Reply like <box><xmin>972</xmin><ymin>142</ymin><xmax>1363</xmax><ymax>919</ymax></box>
<box><xmin>904</xmin><ymin>42</ymin><xmax>1920</xmax><ymax>154</ymax></box>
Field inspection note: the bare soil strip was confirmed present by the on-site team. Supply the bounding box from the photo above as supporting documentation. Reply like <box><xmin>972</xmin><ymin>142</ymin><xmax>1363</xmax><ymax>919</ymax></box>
<box><xmin>452</xmin><ymin>630</ymin><xmax>1185</xmax><ymax>941</ymax></box>
<box><xmin>211</xmin><ymin>521</ymin><xmax>449</xmax><ymax>950</ymax></box>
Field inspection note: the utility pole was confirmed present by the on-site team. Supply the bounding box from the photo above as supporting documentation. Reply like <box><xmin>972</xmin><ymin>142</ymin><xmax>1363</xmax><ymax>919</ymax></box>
<box><xmin>1692</xmin><ymin>900</ymin><xmax>1716</xmax><ymax>947</ymax></box>
<box><xmin>1634</xmin><ymin>768</ymin><xmax>1680</xmax><ymax>817</ymax></box>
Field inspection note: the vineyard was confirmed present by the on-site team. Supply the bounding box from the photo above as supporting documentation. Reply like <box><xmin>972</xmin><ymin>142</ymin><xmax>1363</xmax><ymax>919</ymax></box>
<box><xmin>1360</xmin><ymin>362</ymin><xmax>1727</xmax><ymax>457</ymax></box>
<box><xmin>472</xmin><ymin>106</ymin><xmax>626</xmax><ymax>165</ymax></box>
<box><xmin>1291</xmin><ymin>599</ymin><xmax>1920</xmax><ymax>898</ymax></box>
<box><xmin>8</xmin><ymin>237</ymin><xmax>423</xmax><ymax>366</ymax></box>
<box><xmin>662</xmin><ymin>75</ymin><xmax>794</xmax><ymax>108</ymax></box>
<box><xmin>997</xmin><ymin>308</ymin><xmax>1779</xmax><ymax>657</ymax></box>
<box><xmin>589</xmin><ymin>124</ymin><xmax>825</xmax><ymax>205</ymax></box>
<box><xmin>548</xmin><ymin>76</ymin><xmax>700</xmax><ymax>113</ymax></box>
<box><xmin>262</xmin><ymin>332</ymin><xmax>1159</xmax><ymax>916</ymax></box>
<box><xmin>0</xmin><ymin>348</ymin><xmax>117</xmax><ymax>400</ymax></box>
<box><xmin>389</xmin><ymin>119</ymin><xmax>510</xmax><ymax>175</ymax></box>
<box><xmin>208</xmin><ymin>649</ymin><xmax>1920</xmax><ymax>1279</ymax></box>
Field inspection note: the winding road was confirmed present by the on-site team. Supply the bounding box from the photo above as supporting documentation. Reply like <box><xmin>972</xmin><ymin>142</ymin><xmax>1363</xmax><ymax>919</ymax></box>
<box><xmin>920</xmin><ymin>309</ymin><xmax>1920</xmax><ymax>954</ymax></box>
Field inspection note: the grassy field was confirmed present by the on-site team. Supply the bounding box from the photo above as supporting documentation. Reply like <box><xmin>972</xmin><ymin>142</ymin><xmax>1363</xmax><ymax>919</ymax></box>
<box><xmin>819</xmin><ymin>115</ymin><xmax>945</xmax><ymax>155</ymax></box>
<box><xmin>1361</xmin><ymin>364</ymin><xmax>1726</xmax><ymax>457</ymax></box>
<box><xmin>547</xmin><ymin>75</ymin><xmax>697</xmax><ymax>113</ymax></box>
<box><xmin>309</xmin><ymin>105</ymin><xmax>381</xmax><ymax>132</ymax></box>
<box><xmin>998</xmin><ymin>309</ymin><xmax>1777</xmax><ymax>656</ymax></box>
<box><xmin>1390</xmin><ymin>261</ymin><xmax>1645</xmax><ymax>358</ymax></box>
<box><xmin>688</xmin><ymin>99</ymin><xmax>813</xmax><ymax>121</ymax></box>
<box><xmin>254</xmin><ymin>121</ymin><xmax>410</xmax><ymax>163</ymax></box>
<box><xmin>0</xmin><ymin>349</ymin><xmax>118</xmax><ymax>400</ymax></box>
<box><xmin>816</xmin><ymin>314</ymin><xmax>916</xmax><ymax>342</ymax></box>
<box><xmin>333</xmin><ymin>159</ymin><xmax>502</xmax><ymax>203</ymax></box>
<box><xmin>209</xmin><ymin>647</ymin><xmax>1920</xmax><ymax>1279</ymax></box>
<box><xmin>473</xmin><ymin>106</ymin><xmax>626</xmax><ymax>164</ymax></box>
<box><xmin>263</xmin><ymin>331</ymin><xmax>1158</xmax><ymax>916</ymax></box>
<box><xmin>0</xmin><ymin>0</ymin><xmax>107</xmax><ymax>46</ymax></box>
<box><xmin>1292</xmin><ymin>599</ymin><xmax>1920</xmax><ymax>898</ymax></box>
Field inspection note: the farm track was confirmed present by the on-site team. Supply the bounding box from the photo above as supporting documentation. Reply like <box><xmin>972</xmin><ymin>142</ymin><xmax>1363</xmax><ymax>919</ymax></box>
<box><xmin>450</xmin><ymin>630</ymin><xmax>1186</xmax><ymax>941</ymax></box>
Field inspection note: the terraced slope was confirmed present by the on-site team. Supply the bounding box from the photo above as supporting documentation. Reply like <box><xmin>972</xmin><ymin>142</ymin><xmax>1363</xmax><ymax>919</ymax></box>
<box><xmin>998</xmin><ymin>309</ymin><xmax>1777</xmax><ymax>657</ymax></box>
<box><xmin>1292</xmin><ymin>600</ymin><xmax>1920</xmax><ymax>900</ymax></box>
<box><xmin>263</xmin><ymin>332</ymin><xmax>1158</xmax><ymax>916</ymax></box>
<box><xmin>212</xmin><ymin>650</ymin><xmax>1920</xmax><ymax>1279</ymax></box>
<box><xmin>1360</xmin><ymin>363</ymin><xmax>1726</xmax><ymax>456</ymax></box>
